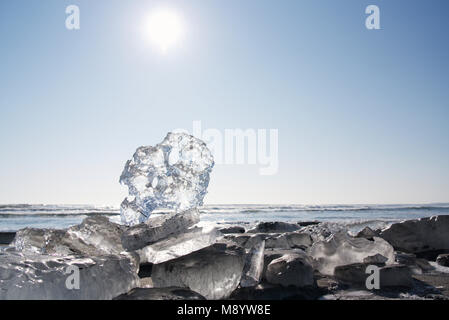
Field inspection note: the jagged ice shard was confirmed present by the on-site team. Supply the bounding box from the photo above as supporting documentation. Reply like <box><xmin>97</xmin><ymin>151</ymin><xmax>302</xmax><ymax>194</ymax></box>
<box><xmin>119</xmin><ymin>133</ymin><xmax>214</xmax><ymax>225</ymax></box>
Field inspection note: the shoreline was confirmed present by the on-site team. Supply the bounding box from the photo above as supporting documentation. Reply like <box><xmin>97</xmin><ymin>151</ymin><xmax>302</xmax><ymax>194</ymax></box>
<box><xmin>1</xmin><ymin>215</ymin><xmax>449</xmax><ymax>300</ymax></box>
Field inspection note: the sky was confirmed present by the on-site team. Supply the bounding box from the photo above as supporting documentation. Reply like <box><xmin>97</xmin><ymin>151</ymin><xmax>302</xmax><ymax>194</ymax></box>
<box><xmin>0</xmin><ymin>0</ymin><xmax>448</xmax><ymax>206</ymax></box>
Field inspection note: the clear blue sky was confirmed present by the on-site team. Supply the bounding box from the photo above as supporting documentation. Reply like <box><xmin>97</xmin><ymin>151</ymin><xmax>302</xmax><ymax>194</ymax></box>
<box><xmin>1</xmin><ymin>0</ymin><xmax>448</xmax><ymax>206</ymax></box>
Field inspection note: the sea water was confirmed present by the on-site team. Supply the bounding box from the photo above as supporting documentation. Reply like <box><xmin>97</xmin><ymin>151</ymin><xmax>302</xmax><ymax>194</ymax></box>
<box><xmin>1</xmin><ymin>203</ymin><xmax>449</xmax><ymax>233</ymax></box>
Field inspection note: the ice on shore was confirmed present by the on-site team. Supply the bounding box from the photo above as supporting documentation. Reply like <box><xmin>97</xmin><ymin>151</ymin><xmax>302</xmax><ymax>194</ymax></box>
<box><xmin>379</xmin><ymin>215</ymin><xmax>449</xmax><ymax>254</ymax></box>
<box><xmin>121</xmin><ymin>209</ymin><xmax>200</xmax><ymax>251</ymax></box>
<box><xmin>152</xmin><ymin>243</ymin><xmax>246</xmax><ymax>299</ymax></box>
<box><xmin>114</xmin><ymin>287</ymin><xmax>206</xmax><ymax>300</ymax></box>
<box><xmin>240</xmin><ymin>239</ymin><xmax>265</xmax><ymax>287</ymax></box>
<box><xmin>0</xmin><ymin>251</ymin><xmax>139</xmax><ymax>300</ymax></box>
<box><xmin>224</xmin><ymin>232</ymin><xmax>313</xmax><ymax>250</ymax></box>
<box><xmin>309</xmin><ymin>232</ymin><xmax>395</xmax><ymax>275</ymax></box>
<box><xmin>265</xmin><ymin>252</ymin><xmax>314</xmax><ymax>287</ymax></box>
<box><xmin>138</xmin><ymin>226</ymin><xmax>221</xmax><ymax>264</ymax></box>
<box><xmin>5</xmin><ymin>131</ymin><xmax>217</xmax><ymax>299</ymax></box>
<box><xmin>119</xmin><ymin>133</ymin><xmax>214</xmax><ymax>225</ymax></box>
<box><xmin>13</xmin><ymin>216</ymin><xmax>128</xmax><ymax>258</ymax></box>
<box><xmin>3</xmin><ymin>216</ymin><xmax>140</xmax><ymax>299</ymax></box>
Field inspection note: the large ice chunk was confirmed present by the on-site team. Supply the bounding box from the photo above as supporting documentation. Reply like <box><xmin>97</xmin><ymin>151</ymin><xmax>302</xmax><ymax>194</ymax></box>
<box><xmin>138</xmin><ymin>227</ymin><xmax>221</xmax><ymax>264</ymax></box>
<box><xmin>119</xmin><ymin>132</ymin><xmax>214</xmax><ymax>225</ymax></box>
<box><xmin>12</xmin><ymin>217</ymin><xmax>140</xmax><ymax>271</ymax></box>
<box><xmin>309</xmin><ymin>232</ymin><xmax>395</xmax><ymax>275</ymax></box>
<box><xmin>0</xmin><ymin>251</ymin><xmax>139</xmax><ymax>300</ymax></box>
<box><xmin>265</xmin><ymin>252</ymin><xmax>314</xmax><ymax>287</ymax></box>
<box><xmin>152</xmin><ymin>243</ymin><xmax>245</xmax><ymax>300</ymax></box>
<box><xmin>379</xmin><ymin>215</ymin><xmax>449</xmax><ymax>254</ymax></box>
<box><xmin>121</xmin><ymin>209</ymin><xmax>200</xmax><ymax>251</ymax></box>
<box><xmin>240</xmin><ymin>239</ymin><xmax>265</xmax><ymax>287</ymax></box>
<box><xmin>13</xmin><ymin>216</ymin><xmax>127</xmax><ymax>257</ymax></box>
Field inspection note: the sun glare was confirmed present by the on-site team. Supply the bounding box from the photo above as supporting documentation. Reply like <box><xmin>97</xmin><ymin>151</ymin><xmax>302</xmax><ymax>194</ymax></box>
<box><xmin>145</xmin><ymin>8</ymin><xmax>184</xmax><ymax>53</ymax></box>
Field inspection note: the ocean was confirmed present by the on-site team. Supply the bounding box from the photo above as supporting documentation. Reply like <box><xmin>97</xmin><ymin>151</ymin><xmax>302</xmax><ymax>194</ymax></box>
<box><xmin>1</xmin><ymin>203</ymin><xmax>449</xmax><ymax>233</ymax></box>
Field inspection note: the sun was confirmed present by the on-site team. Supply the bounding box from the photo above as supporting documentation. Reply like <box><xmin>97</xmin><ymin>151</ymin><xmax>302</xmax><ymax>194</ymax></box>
<box><xmin>145</xmin><ymin>8</ymin><xmax>184</xmax><ymax>53</ymax></box>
